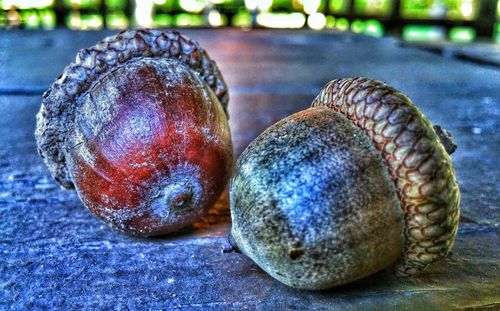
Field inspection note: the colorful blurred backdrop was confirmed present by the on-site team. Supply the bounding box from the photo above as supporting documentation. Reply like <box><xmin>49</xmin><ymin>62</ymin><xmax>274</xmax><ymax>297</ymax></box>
<box><xmin>0</xmin><ymin>0</ymin><xmax>498</xmax><ymax>42</ymax></box>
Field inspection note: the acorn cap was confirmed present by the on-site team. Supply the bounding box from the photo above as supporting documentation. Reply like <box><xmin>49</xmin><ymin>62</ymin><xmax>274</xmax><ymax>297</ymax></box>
<box><xmin>312</xmin><ymin>77</ymin><xmax>460</xmax><ymax>276</ymax></box>
<box><xmin>35</xmin><ymin>29</ymin><xmax>229</xmax><ymax>189</ymax></box>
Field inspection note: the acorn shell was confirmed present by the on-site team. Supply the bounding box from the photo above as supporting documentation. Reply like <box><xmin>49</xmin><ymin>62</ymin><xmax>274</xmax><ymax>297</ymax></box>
<box><xmin>229</xmin><ymin>78</ymin><xmax>460</xmax><ymax>289</ymax></box>
<box><xmin>36</xmin><ymin>29</ymin><xmax>229</xmax><ymax>189</ymax></box>
<box><xmin>312</xmin><ymin>78</ymin><xmax>460</xmax><ymax>275</ymax></box>
<box><xmin>230</xmin><ymin>107</ymin><xmax>404</xmax><ymax>290</ymax></box>
<box><xmin>35</xmin><ymin>30</ymin><xmax>233</xmax><ymax>236</ymax></box>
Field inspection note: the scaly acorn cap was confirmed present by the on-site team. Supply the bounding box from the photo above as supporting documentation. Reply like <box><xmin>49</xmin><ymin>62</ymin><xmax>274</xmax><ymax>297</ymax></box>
<box><xmin>36</xmin><ymin>29</ymin><xmax>228</xmax><ymax>189</ymax></box>
<box><xmin>312</xmin><ymin>77</ymin><xmax>460</xmax><ymax>276</ymax></box>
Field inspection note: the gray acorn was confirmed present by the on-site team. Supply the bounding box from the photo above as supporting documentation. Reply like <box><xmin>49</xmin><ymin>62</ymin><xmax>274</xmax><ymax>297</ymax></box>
<box><xmin>228</xmin><ymin>78</ymin><xmax>460</xmax><ymax>290</ymax></box>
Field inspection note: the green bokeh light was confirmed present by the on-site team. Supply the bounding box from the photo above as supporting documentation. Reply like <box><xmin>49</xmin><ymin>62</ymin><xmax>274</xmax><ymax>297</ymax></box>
<box><xmin>232</xmin><ymin>11</ymin><xmax>252</xmax><ymax>28</ymax></box>
<box><xmin>174</xmin><ymin>13</ymin><xmax>204</xmax><ymax>27</ymax></box>
<box><xmin>329</xmin><ymin>0</ymin><xmax>349</xmax><ymax>13</ymax></box>
<box><xmin>351</xmin><ymin>19</ymin><xmax>365</xmax><ymax>33</ymax></box>
<box><xmin>335</xmin><ymin>17</ymin><xmax>349</xmax><ymax>31</ymax></box>
<box><xmin>63</xmin><ymin>0</ymin><xmax>100</xmax><ymax>10</ymax></box>
<box><xmin>105</xmin><ymin>0</ymin><xmax>127</xmax><ymax>10</ymax></box>
<box><xmin>153</xmin><ymin>13</ymin><xmax>172</xmax><ymax>27</ymax></box>
<box><xmin>40</xmin><ymin>9</ymin><xmax>55</xmax><ymax>28</ymax></box>
<box><xmin>449</xmin><ymin>26</ymin><xmax>476</xmax><ymax>42</ymax></box>
<box><xmin>106</xmin><ymin>12</ymin><xmax>128</xmax><ymax>29</ymax></box>
<box><xmin>364</xmin><ymin>19</ymin><xmax>384</xmax><ymax>37</ymax></box>
<box><xmin>403</xmin><ymin>25</ymin><xmax>445</xmax><ymax>41</ymax></box>
<box><xmin>325</xmin><ymin>15</ymin><xmax>335</xmax><ymax>28</ymax></box>
<box><xmin>22</xmin><ymin>10</ymin><xmax>39</xmax><ymax>28</ymax></box>
<box><xmin>355</xmin><ymin>0</ymin><xmax>392</xmax><ymax>16</ymax></box>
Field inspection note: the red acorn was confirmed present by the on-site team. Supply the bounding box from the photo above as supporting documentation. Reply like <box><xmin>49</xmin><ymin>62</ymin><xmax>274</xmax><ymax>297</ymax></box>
<box><xmin>35</xmin><ymin>30</ymin><xmax>233</xmax><ymax>237</ymax></box>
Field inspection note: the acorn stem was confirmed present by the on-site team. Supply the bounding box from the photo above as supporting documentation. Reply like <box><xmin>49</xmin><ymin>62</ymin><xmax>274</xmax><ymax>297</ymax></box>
<box><xmin>222</xmin><ymin>234</ymin><xmax>241</xmax><ymax>254</ymax></box>
<box><xmin>433</xmin><ymin>125</ymin><xmax>457</xmax><ymax>155</ymax></box>
<box><xmin>169</xmin><ymin>188</ymin><xmax>193</xmax><ymax>208</ymax></box>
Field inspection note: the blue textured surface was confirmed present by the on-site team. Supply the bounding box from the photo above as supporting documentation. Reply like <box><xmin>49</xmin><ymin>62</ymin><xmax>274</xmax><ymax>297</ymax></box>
<box><xmin>0</xmin><ymin>30</ymin><xmax>499</xmax><ymax>309</ymax></box>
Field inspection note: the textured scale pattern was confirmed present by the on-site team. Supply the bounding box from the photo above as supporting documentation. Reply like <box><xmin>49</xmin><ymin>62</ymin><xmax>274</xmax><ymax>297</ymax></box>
<box><xmin>312</xmin><ymin>77</ymin><xmax>460</xmax><ymax>275</ymax></box>
<box><xmin>36</xmin><ymin>29</ymin><xmax>228</xmax><ymax>189</ymax></box>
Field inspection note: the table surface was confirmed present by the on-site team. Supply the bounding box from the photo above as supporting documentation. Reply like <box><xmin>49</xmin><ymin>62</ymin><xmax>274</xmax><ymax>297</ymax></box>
<box><xmin>0</xmin><ymin>29</ymin><xmax>498</xmax><ymax>310</ymax></box>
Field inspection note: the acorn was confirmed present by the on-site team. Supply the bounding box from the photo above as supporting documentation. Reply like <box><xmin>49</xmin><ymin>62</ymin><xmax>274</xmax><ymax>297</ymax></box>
<box><xmin>228</xmin><ymin>78</ymin><xmax>460</xmax><ymax>290</ymax></box>
<box><xmin>35</xmin><ymin>30</ymin><xmax>233</xmax><ymax>237</ymax></box>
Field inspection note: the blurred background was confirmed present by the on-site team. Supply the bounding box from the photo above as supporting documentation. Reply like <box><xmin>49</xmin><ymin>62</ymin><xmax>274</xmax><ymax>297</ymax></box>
<box><xmin>0</xmin><ymin>0</ymin><xmax>498</xmax><ymax>43</ymax></box>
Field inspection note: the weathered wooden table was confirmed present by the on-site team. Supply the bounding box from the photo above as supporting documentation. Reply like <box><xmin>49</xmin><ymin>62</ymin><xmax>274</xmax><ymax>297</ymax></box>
<box><xmin>0</xmin><ymin>29</ymin><xmax>498</xmax><ymax>310</ymax></box>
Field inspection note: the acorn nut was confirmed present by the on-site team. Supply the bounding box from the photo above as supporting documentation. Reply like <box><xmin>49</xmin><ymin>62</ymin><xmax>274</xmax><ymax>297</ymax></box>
<box><xmin>36</xmin><ymin>30</ymin><xmax>233</xmax><ymax>237</ymax></box>
<box><xmin>228</xmin><ymin>78</ymin><xmax>460</xmax><ymax>290</ymax></box>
